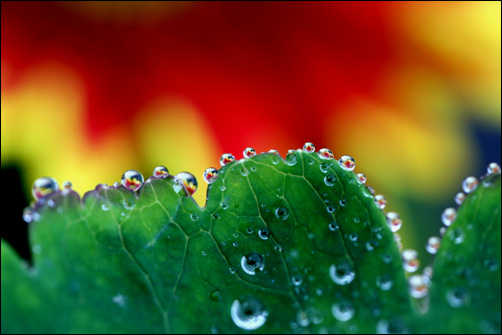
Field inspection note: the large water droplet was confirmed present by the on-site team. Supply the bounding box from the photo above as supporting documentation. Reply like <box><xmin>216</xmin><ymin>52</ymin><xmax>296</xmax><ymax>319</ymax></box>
<box><xmin>426</xmin><ymin>236</ymin><xmax>440</xmax><ymax>254</ymax></box>
<box><xmin>487</xmin><ymin>162</ymin><xmax>500</xmax><ymax>174</ymax></box>
<box><xmin>258</xmin><ymin>228</ymin><xmax>270</xmax><ymax>240</ymax></box>
<box><xmin>203</xmin><ymin>168</ymin><xmax>218</xmax><ymax>184</ymax></box>
<box><xmin>386</xmin><ymin>212</ymin><xmax>402</xmax><ymax>233</ymax></box>
<box><xmin>462</xmin><ymin>176</ymin><xmax>478</xmax><ymax>193</ymax></box>
<box><xmin>220</xmin><ymin>153</ymin><xmax>235</xmax><ymax>166</ymax></box>
<box><xmin>402</xmin><ymin>249</ymin><xmax>419</xmax><ymax>273</ymax></box>
<box><xmin>121</xmin><ymin>170</ymin><xmax>144</xmax><ymax>192</ymax></box>
<box><xmin>243</xmin><ymin>147</ymin><xmax>256</xmax><ymax>158</ymax></box>
<box><xmin>32</xmin><ymin>177</ymin><xmax>59</xmax><ymax>200</ymax></box>
<box><xmin>231</xmin><ymin>298</ymin><xmax>268</xmax><ymax>330</ymax></box>
<box><xmin>324</xmin><ymin>174</ymin><xmax>337</xmax><ymax>186</ymax></box>
<box><xmin>275</xmin><ymin>207</ymin><xmax>289</xmax><ymax>220</ymax></box>
<box><xmin>374</xmin><ymin>195</ymin><xmax>387</xmax><ymax>209</ymax></box>
<box><xmin>241</xmin><ymin>252</ymin><xmax>265</xmax><ymax>275</ymax></box>
<box><xmin>356</xmin><ymin>173</ymin><xmax>367</xmax><ymax>184</ymax></box>
<box><xmin>303</xmin><ymin>142</ymin><xmax>315</xmax><ymax>153</ymax></box>
<box><xmin>174</xmin><ymin>172</ymin><xmax>198</xmax><ymax>195</ymax></box>
<box><xmin>454</xmin><ymin>192</ymin><xmax>466</xmax><ymax>205</ymax></box>
<box><xmin>409</xmin><ymin>274</ymin><xmax>429</xmax><ymax>298</ymax></box>
<box><xmin>441</xmin><ymin>208</ymin><xmax>456</xmax><ymax>226</ymax></box>
<box><xmin>338</xmin><ymin>155</ymin><xmax>355</xmax><ymax>171</ymax></box>
<box><xmin>330</xmin><ymin>262</ymin><xmax>355</xmax><ymax>285</ymax></box>
<box><xmin>332</xmin><ymin>301</ymin><xmax>355</xmax><ymax>322</ymax></box>
<box><xmin>318</xmin><ymin>148</ymin><xmax>334</xmax><ymax>160</ymax></box>
<box><xmin>153</xmin><ymin>166</ymin><xmax>169</xmax><ymax>178</ymax></box>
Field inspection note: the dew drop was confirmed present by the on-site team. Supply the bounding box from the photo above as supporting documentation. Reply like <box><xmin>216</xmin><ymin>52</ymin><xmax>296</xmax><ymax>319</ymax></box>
<box><xmin>243</xmin><ymin>147</ymin><xmax>256</xmax><ymax>158</ymax></box>
<box><xmin>101</xmin><ymin>203</ymin><xmax>110</xmax><ymax>211</ymax></box>
<box><xmin>274</xmin><ymin>245</ymin><xmax>283</xmax><ymax>252</ymax></box>
<box><xmin>409</xmin><ymin>275</ymin><xmax>429</xmax><ymax>298</ymax></box>
<box><xmin>220</xmin><ymin>153</ymin><xmax>235</xmax><ymax>166</ymax></box>
<box><xmin>441</xmin><ymin>208</ymin><xmax>457</xmax><ymax>226</ymax></box>
<box><xmin>376</xmin><ymin>274</ymin><xmax>393</xmax><ymax>291</ymax></box>
<box><xmin>203</xmin><ymin>168</ymin><xmax>219</xmax><ymax>184</ymax></box>
<box><xmin>303</xmin><ymin>142</ymin><xmax>315</xmax><ymax>152</ymax></box>
<box><xmin>174</xmin><ymin>172</ymin><xmax>198</xmax><ymax>195</ymax></box>
<box><xmin>62</xmin><ymin>181</ymin><xmax>72</xmax><ymax>190</ymax></box>
<box><xmin>439</xmin><ymin>227</ymin><xmax>447</xmax><ymax>237</ymax></box>
<box><xmin>348</xmin><ymin>233</ymin><xmax>358</xmax><ymax>242</ymax></box>
<box><xmin>285</xmin><ymin>153</ymin><xmax>298</xmax><ymax>166</ymax></box>
<box><xmin>394</xmin><ymin>233</ymin><xmax>403</xmax><ymax>251</ymax></box>
<box><xmin>446</xmin><ymin>288</ymin><xmax>469</xmax><ymax>308</ymax></box>
<box><xmin>240</xmin><ymin>167</ymin><xmax>250</xmax><ymax>176</ymax></box>
<box><xmin>462</xmin><ymin>176</ymin><xmax>478</xmax><ymax>193</ymax></box>
<box><xmin>323</xmin><ymin>174</ymin><xmax>337</xmax><ymax>186</ymax></box>
<box><xmin>454</xmin><ymin>192</ymin><xmax>466</xmax><ymax>205</ymax></box>
<box><xmin>210</xmin><ymin>289</ymin><xmax>222</xmax><ymax>301</ymax></box>
<box><xmin>366</xmin><ymin>240</ymin><xmax>379</xmax><ymax>252</ymax></box>
<box><xmin>113</xmin><ymin>182</ymin><xmax>120</xmax><ymax>187</ymax></box>
<box><xmin>386</xmin><ymin>212</ymin><xmax>402</xmax><ymax>233</ymax></box>
<box><xmin>376</xmin><ymin>319</ymin><xmax>409</xmax><ymax>334</ymax></box>
<box><xmin>318</xmin><ymin>148</ymin><xmax>334</xmax><ymax>160</ymax></box>
<box><xmin>32</xmin><ymin>177</ymin><xmax>59</xmax><ymax>200</ymax></box>
<box><xmin>326</xmin><ymin>205</ymin><xmax>336</xmax><ymax>214</ymax></box>
<box><xmin>426</xmin><ymin>236</ymin><xmax>440</xmax><ymax>254</ymax></box>
<box><xmin>121</xmin><ymin>170</ymin><xmax>144</xmax><ymax>192</ymax></box>
<box><xmin>328</xmin><ymin>221</ymin><xmax>339</xmax><ymax>231</ymax></box>
<box><xmin>202</xmin><ymin>251</ymin><xmax>207</xmax><ymax>256</ymax></box>
<box><xmin>191</xmin><ymin>213</ymin><xmax>199</xmax><ymax>221</ymax></box>
<box><xmin>356</xmin><ymin>173</ymin><xmax>367</xmax><ymax>184</ymax></box>
<box><xmin>233</xmin><ymin>242</ymin><xmax>239</xmax><ymax>247</ymax></box>
<box><xmin>329</xmin><ymin>262</ymin><xmax>355</xmax><ymax>285</ymax></box>
<box><xmin>275</xmin><ymin>207</ymin><xmax>289</xmax><ymax>220</ymax></box>
<box><xmin>231</xmin><ymin>298</ymin><xmax>268</xmax><ymax>330</ymax></box>
<box><xmin>229</xmin><ymin>267</ymin><xmax>236</xmax><ymax>274</ymax></box>
<box><xmin>487</xmin><ymin>162</ymin><xmax>501</xmax><ymax>174</ymax></box>
<box><xmin>483</xmin><ymin>258</ymin><xmax>499</xmax><ymax>272</ymax></box>
<box><xmin>332</xmin><ymin>301</ymin><xmax>355</xmax><ymax>322</ymax></box>
<box><xmin>241</xmin><ymin>252</ymin><xmax>265</xmax><ymax>275</ymax></box>
<box><xmin>291</xmin><ymin>275</ymin><xmax>303</xmax><ymax>286</ymax></box>
<box><xmin>212</xmin><ymin>213</ymin><xmax>220</xmax><ymax>220</ymax></box>
<box><xmin>268</xmin><ymin>149</ymin><xmax>279</xmax><ymax>155</ymax></box>
<box><xmin>450</xmin><ymin>228</ymin><xmax>464</xmax><ymax>244</ymax></box>
<box><xmin>402</xmin><ymin>249</ymin><xmax>419</xmax><ymax>273</ymax></box>
<box><xmin>320</xmin><ymin>162</ymin><xmax>330</xmax><ymax>173</ymax></box>
<box><xmin>297</xmin><ymin>310</ymin><xmax>310</xmax><ymax>327</ymax></box>
<box><xmin>374</xmin><ymin>195</ymin><xmax>387</xmax><ymax>209</ymax></box>
<box><xmin>258</xmin><ymin>228</ymin><xmax>270</xmax><ymax>240</ymax></box>
<box><xmin>32</xmin><ymin>244</ymin><xmax>42</xmax><ymax>255</ymax></box>
<box><xmin>338</xmin><ymin>155</ymin><xmax>355</xmax><ymax>171</ymax></box>
<box><xmin>153</xmin><ymin>166</ymin><xmax>169</xmax><ymax>178</ymax></box>
<box><xmin>22</xmin><ymin>208</ymin><xmax>34</xmax><ymax>223</ymax></box>
<box><xmin>339</xmin><ymin>199</ymin><xmax>347</xmax><ymax>207</ymax></box>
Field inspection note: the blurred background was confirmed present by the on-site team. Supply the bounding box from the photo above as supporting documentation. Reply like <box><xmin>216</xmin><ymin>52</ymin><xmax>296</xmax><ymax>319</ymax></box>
<box><xmin>2</xmin><ymin>1</ymin><xmax>500</xmax><ymax>270</ymax></box>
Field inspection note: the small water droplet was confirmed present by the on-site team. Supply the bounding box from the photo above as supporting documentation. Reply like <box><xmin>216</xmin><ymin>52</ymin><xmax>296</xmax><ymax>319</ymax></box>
<box><xmin>339</xmin><ymin>199</ymin><xmax>347</xmax><ymax>207</ymax></box>
<box><xmin>394</xmin><ymin>233</ymin><xmax>403</xmax><ymax>251</ymax></box>
<box><xmin>233</xmin><ymin>242</ymin><xmax>239</xmax><ymax>247</ymax></box>
<box><xmin>191</xmin><ymin>213</ymin><xmax>199</xmax><ymax>221</ymax></box>
<box><xmin>275</xmin><ymin>207</ymin><xmax>289</xmax><ymax>220</ymax></box>
<box><xmin>62</xmin><ymin>181</ymin><xmax>72</xmax><ymax>190</ymax></box>
<box><xmin>274</xmin><ymin>245</ymin><xmax>283</xmax><ymax>252</ymax></box>
<box><xmin>349</xmin><ymin>233</ymin><xmax>358</xmax><ymax>242</ymax></box>
<box><xmin>113</xmin><ymin>182</ymin><xmax>120</xmax><ymax>187</ymax></box>
<box><xmin>123</xmin><ymin>199</ymin><xmax>135</xmax><ymax>210</ymax></box>
<box><xmin>241</xmin><ymin>253</ymin><xmax>265</xmax><ymax>275</ymax></box>
<box><xmin>324</xmin><ymin>174</ymin><xmax>337</xmax><ymax>186</ymax></box>
<box><xmin>243</xmin><ymin>147</ymin><xmax>256</xmax><ymax>158</ymax></box>
<box><xmin>101</xmin><ymin>203</ymin><xmax>110</xmax><ymax>211</ymax></box>
<box><xmin>487</xmin><ymin>162</ymin><xmax>500</xmax><ymax>174</ymax></box>
<box><xmin>212</xmin><ymin>213</ymin><xmax>220</xmax><ymax>220</ymax></box>
<box><xmin>376</xmin><ymin>319</ymin><xmax>408</xmax><ymax>334</ymax></box>
<box><xmin>441</xmin><ymin>208</ymin><xmax>457</xmax><ymax>226</ymax></box>
<box><xmin>330</xmin><ymin>262</ymin><xmax>355</xmax><ymax>285</ymax></box>
<box><xmin>297</xmin><ymin>310</ymin><xmax>310</xmax><ymax>327</ymax></box>
<box><xmin>47</xmin><ymin>199</ymin><xmax>56</xmax><ymax>208</ymax></box>
<box><xmin>366</xmin><ymin>239</ymin><xmax>379</xmax><ymax>252</ymax></box>
<box><xmin>454</xmin><ymin>192</ymin><xmax>466</xmax><ymax>205</ymax></box>
<box><xmin>220</xmin><ymin>153</ymin><xmax>235</xmax><ymax>166</ymax></box>
<box><xmin>285</xmin><ymin>153</ymin><xmax>298</xmax><ymax>166</ymax></box>
<box><xmin>303</xmin><ymin>142</ymin><xmax>315</xmax><ymax>152</ymax></box>
<box><xmin>338</xmin><ymin>155</ymin><xmax>355</xmax><ymax>171</ymax></box>
<box><xmin>426</xmin><ymin>236</ymin><xmax>440</xmax><ymax>254</ymax></box>
<box><xmin>202</xmin><ymin>251</ymin><xmax>207</xmax><ymax>256</ymax></box>
<box><xmin>203</xmin><ymin>168</ymin><xmax>219</xmax><ymax>184</ymax></box>
<box><xmin>221</xmin><ymin>202</ymin><xmax>229</xmax><ymax>210</ymax></box>
<box><xmin>483</xmin><ymin>258</ymin><xmax>499</xmax><ymax>272</ymax></box>
<box><xmin>328</xmin><ymin>221</ymin><xmax>339</xmax><ymax>231</ymax></box>
<box><xmin>374</xmin><ymin>195</ymin><xmax>387</xmax><ymax>209</ymax></box>
<box><xmin>320</xmin><ymin>162</ymin><xmax>330</xmax><ymax>173</ymax></box>
<box><xmin>121</xmin><ymin>170</ymin><xmax>144</xmax><ymax>192</ymax></box>
<box><xmin>32</xmin><ymin>244</ymin><xmax>42</xmax><ymax>255</ymax></box>
<box><xmin>240</xmin><ymin>167</ymin><xmax>250</xmax><ymax>176</ymax></box>
<box><xmin>446</xmin><ymin>288</ymin><xmax>469</xmax><ymax>308</ymax></box>
<box><xmin>318</xmin><ymin>148</ymin><xmax>334</xmax><ymax>160</ymax></box>
<box><xmin>408</xmin><ymin>275</ymin><xmax>429</xmax><ymax>298</ymax></box>
<box><xmin>439</xmin><ymin>227</ymin><xmax>447</xmax><ymax>236</ymax></box>
<box><xmin>32</xmin><ymin>177</ymin><xmax>59</xmax><ymax>200</ymax></box>
<box><xmin>376</xmin><ymin>274</ymin><xmax>393</xmax><ymax>291</ymax></box>
<box><xmin>332</xmin><ymin>301</ymin><xmax>355</xmax><ymax>322</ymax></box>
<box><xmin>386</xmin><ymin>212</ymin><xmax>402</xmax><ymax>233</ymax></box>
<box><xmin>402</xmin><ymin>249</ymin><xmax>419</xmax><ymax>273</ymax></box>
<box><xmin>268</xmin><ymin>149</ymin><xmax>279</xmax><ymax>155</ymax></box>
<box><xmin>153</xmin><ymin>166</ymin><xmax>169</xmax><ymax>178</ymax></box>
<box><xmin>209</xmin><ymin>289</ymin><xmax>222</xmax><ymax>301</ymax></box>
<box><xmin>462</xmin><ymin>176</ymin><xmax>478</xmax><ymax>193</ymax></box>
<box><xmin>291</xmin><ymin>275</ymin><xmax>303</xmax><ymax>286</ymax></box>
<box><xmin>22</xmin><ymin>208</ymin><xmax>35</xmax><ymax>223</ymax></box>
<box><xmin>356</xmin><ymin>173</ymin><xmax>367</xmax><ymax>184</ymax></box>
<box><xmin>229</xmin><ymin>267</ymin><xmax>236</xmax><ymax>274</ymax></box>
<box><xmin>450</xmin><ymin>228</ymin><xmax>464</xmax><ymax>244</ymax></box>
<box><xmin>246</xmin><ymin>227</ymin><xmax>253</xmax><ymax>234</ymax></box>
<box><xmin>326</xmin><ymin>205</ymin><xmax>336</xmax><ymax>213</ymax></box>
<box><xmin>231</xmin><ymin>298</ymin><xmax>268</xmax><ymax>330</ymax></box>
<box><xmin>258</xmin><ymin>228</ymin><xmax>270</xmax><ymax>240</ymax></box>
<box><xmin>174</xmin><ymin>172</ymin><xmax>198</xmax><ymax>195</ymax></box>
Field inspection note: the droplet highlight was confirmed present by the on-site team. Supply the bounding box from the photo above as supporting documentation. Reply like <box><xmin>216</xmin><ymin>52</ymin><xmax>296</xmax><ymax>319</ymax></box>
<box><xmin>374</xmin><ymin>195</ymin><xmax>387</xmax><ymax>209</ymax></box>
<box><xmin>175</xmin><ymin>172</ymin><xmax>198</xmax><ymax>195</ymax></box>
<box><xmin>318</xmin><ymin>148</ymin><xmax>334</xmax><ymax>159</ymax></box>
<box><xmin>454</xmin><ymin>192</ymin><xmax>466</xmax><ymax>205</ymax></box>
<box><xmin>220</xmin><ymin>153</ymin><xmax>235</xmax><ymax>166</ymax></box>
<box><xmin>487</xmin><ymin>162</ymin><xmax>500</xmax><ymax>174</ymax></box>
<box><xmin>243</xmin><ymin>147</ymin><xmax>256</xmax><ymax>158</ymax></box>
<box><xmin>258</xmin><ymin>228</ymin><xmax>270</xmax><ymax>240</ymax></box>
<box><xmin>441</xmin><ymin>208</ymin><xmax>457</xmax><ymax>226</ymax></box>
<box><xmin>121</xmin><ymin>170</ymin><xmax>144</xmax><ymax>192</ymax></box>
<box><xmin>153</xmin><ymin>166</ymin><xmax>169</xmax><ymax>178</ymax></box>
<box><xmin>275</xmin><ymin>207</ymin><xmax>289</xmax><ymax>220</ymax></box>
<box><xmin>303</xmin><ymin>142</ymin><xmax>315</xmax><ymax>153</ymax></box>
<box><xmin>409</xmin><ymin>275</ymin><xmax>429</xmax><ymax>298</ymax></box>
<box><xmin>462</xmin><ymin>176</ymin><xmax>478</xmax><ymax>194</ymax></box>
<box><xmin>231</xmin><ymin>298</ymin><xmax>268</xmax><ymax>330</ymax></box>
<box><xmin>32</xmin><ymin>177</ymin><xmax>59</xmax><ymax>200</ymax></box>
<box><xmin>203</xmin><ymin>168</ymin><xmax>219</xmax><ymax>184</ymax></box>
<box><xmin>386</xmin><ymin>212</ymin><xmax>402</xmax><ymax>233</ymax></box>
<box><xmin>356</xmin><ymin>173</ymin><xmax>366</xmax><ymax>184</ymax></box>
<box><xmin>402</xmin><ymin>249</ymin><xmax>419</xmax><ymax>273</ymax></box>
<box><xmin>338</xmin><ymin>155</ymin><xmax>355</xmax><ymax>171</ymax></box>
<box><xmin>426</xmin><ymin>236</ymin><xmax>441</xmax><ymax>254</ymax></box>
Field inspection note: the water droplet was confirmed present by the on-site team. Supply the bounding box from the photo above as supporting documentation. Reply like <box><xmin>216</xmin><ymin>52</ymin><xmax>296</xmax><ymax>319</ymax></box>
<box><xmin>291</xmin><ymin>275</ymin><xmax>303</xmax><ymax>286</ymax></box>
<box><xmin>62</xmin><ymin>181</ymin><xmax>72</xmax><ymax>190</ymax></box>
<box><xmin>243</xmin><ymin>147</ymin><xmax>256</xmax><ymax>158</ymax></box>
<box><xmin>318</xmin><ymin>148</ymin><xmax>334</xmax><ymax>160</ymax></box>
<box><xmin>231</xmin><ymin>298</ymin><xmax>268</xmax><ymax>330</ymax></box>
<box><xmin>297</xmin><ymin>310</ymin><xmax>310</xmax><ymax>327</ymax></box>
<box><xmin>191</xmin><ymin>213</ymin><xmax>199</xmax><ymax>221</ymax></box>
<box><xmin>275</xmin><ymin>207</ymin><xmax>289</xmax><ymax>220</ymax></box>
<box><xmin>326</xmin><ymin>205</ymin><xmax>336</xmax><ymax>213</ymax></box>
<box><xmin>386</xmin><ymin>212</ymin><xmax>402</xmax><ymax>233</ymax></box>
<box><xmin>201</xmin><ymin>168</ymin><xmax>218</xmax><ymax>184</ymax></box>
<box><xmin>212</xmin><ymin>213</ymin><xmax>220</xmax><ymax>220</ymax></box>
<box><xmin>349</xmin><ymin>233</ymin><xmax>358</xmax><ymax>242</ymax></box>
<box><xmin>229</xmin><ymin>267</ymin><xmax>236</xmax><ymax>274</ymax></box>
<box><xmin>408</xmin><ymin>275</ymin><xmax>429</xmax><ymax>298</ymax></box>
<box><xmin>285</xmin><ymin>153</ymin><xmax>298</xmax><ymax>166</ymax></box>
<box><xmin>394</xmin><ymin>233</ymin><xmax>403</xmax><ymax>251</ymax></box>
<box><xmin>221</xmin><ymin>202</ymin><xmax>229</xmax><ymax>210</ymax></box>
<box><xmin>324</xmin><ymin>174</ymin><xmax>337</xmax><ymax>186</ymax></box>
<box><xmin>22</xmin><ymin>208</ymin><xmax>35</xmax><ymax>223</ymax></box>
<box><xmin>487</xmin><ymin>162</ymin><xmax>500</xmax><ymax>174</ymax></box>
<box><xmin>47</xmin><ymin>199</ymin><xmax>56</xmax><ymax>208</ymax></box>
<box><xmin>268</xmin><ymin>149</ymin><xmax>279</xmax><ymax>155</ymax></box>
<box><xmin>439</xmin><ymin>227</ymin><xmax>447</xmax><ymax>236</ymax></box>
<box><xmin>258</xmin><ymin>228</ymin><xmax>270</xmax><ymax>240</ymax></box>
<box><xmin>330</xmin><ymin>262</ymin><xmax>355</xmax><ymax>285</ymax></box>
<box><xmin>112</xmin><ymin>294</ymin><xmax>126</xmax><ymax>308</ymax></box>
<box><xmin>454</xmin><ymin>192</ymin><xmax>466</xmax><ymax>205</ymax></box>
<box><xmin>374</xmin><ymin>195</ymin><xmax>387</xmax><ymax>209</ymax></box>
<box><xmin>376</xmin><ymin>274</ymin><xmax>393</xmax><ymax>291</ymax></box>
<box><xmin>303</xmin><ymin>142</ymin><xmax>315</xmax><ymax>152</ymax></box>
<box><xmin>202</xmin><ymin>251</ymin><xmax>207</xmax><ymax>256</ymax></box>
<box><xmin>121</xmin><ymin>170</ymin><xmax>144</xmax><ymax>192</ymax></box>
<box><xmin>241</xmin><ymin>253</ymin><xmax>265</xmax><ymax>275</ymax></box>
<box><xmin>220</xmin><ymin>153</ymin><xmax>235</xmax><ymax>166</ymax></box>
<box><xmin>446</xmin><ymin>288</ymin><xmax>469</xmax><ymax>308</ymax></box>
<box><xmin>332</xmin><ymin>301</ymin><xmax>355</xmax><ymax>322</ymax></box>
<box><xmin>319</xmin><ymin>162</ymin><xmax>330</xmax><ymax>173</ymax></box>
<box><xmin>32</xmin><ymin>244</ymin><xmax>42</xmax><ymax>255</ymax></box>
<box><xmin>113</xmin><ymin>182</ymin><xmax>120</xmax><ymax>187</ymax></box>
<box><xmin>376</xmin><ymin>319</ymin><xmax>409</xmax><ymax>334</ymax></box>
<box><xmin>246</xmin><ymin>227</ymin><xmax>253</xmax><ymax>234</ymax></box>
<box><xmin>174</xmin><ymin>172</ymin><xmax>198</xmax><ymax>195</ymax></box>
<box><xmin>274</xmin><ymin>245</ymin><xmax>283</xmax><ymax>252</ymax></box>
<box><xmin>483</xmin><ymin>258</ymin><xmax>499</xmax><ymax>272</ymax></box>
<box><xmin>450</xmin><ymin>228</ymin><xmax>464</xmax><ymax>244</ymax></box>
<box><xmin>441</xmin><ymin>208</ymin><xmax>456</xmax><ymax>226</ymax></box>
<box><xmin>233</xmin><ymin>242</ymin><xmax>239</xmax><ymax>247</ymax></box>
<box><xmin>153</xmin><ymin>166</ymin><xmax>169</xmax><ymax>178</ymax></box>
<box><xmin>356</xmin><ymin>173</ymin><xmax>367</xmax><ymax>184</ymax></box>
<box><xmin>328</xmin><ymin>221</ymin><xmax>339</xmax><ymax>231</ymax></box>
<box><xmin>462</xmin><ymin>176</ymin><xmax>478</xmax><ymax>193</ymax></box>
<box><xmin>426</xmin><ymin>236</ymin><xmax>440</xmax><ymax>254</ymax></box>
<box><xmin>367</xmin><ymin>185</ymin><xmax>376</xmax><ymax>196</ymax></box>
<box><xmin>338</xmin><ymin>155</ymin><xmax>355</xmax><ymax>171</ymax></box>
<box><xmin>32</xmin><ymin>177</ymin><xmax>59</xmax><ymax>200</ymax></box>
<box><xmin>339</xmin><ymin>199</ymin><xmax>347</xmax><ymax>207</ymax></box>
<box><xmin>402</xmin><ymin>249</ymin><xmax>419</xmax><ymax>273</ymax></box>
<box><xmin>240</xmin><ymin>167</ymin><xmax>250</xmax><ymax>176</ymax></box>
<box><xmin>101</xmin><ymin>203</ymin><xmax>110</xmax><ymax>211</ymax></box>
<box><xmin>366</xmin><ymin>239</ymin><xmax>379</xmax><ymax>251</ymax></box>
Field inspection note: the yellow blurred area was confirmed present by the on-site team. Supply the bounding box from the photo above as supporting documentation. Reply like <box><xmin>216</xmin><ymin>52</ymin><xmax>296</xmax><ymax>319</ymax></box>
<box><xmin>326</xmin><ymin>99</ymin><xmax>475</xmax><ymax>201</ymax></box>
<box><xmin>135</xmin><ymin>98</ymin><xmax>222</xmax><ymax>206</ymax></box>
